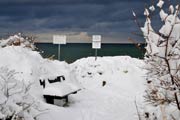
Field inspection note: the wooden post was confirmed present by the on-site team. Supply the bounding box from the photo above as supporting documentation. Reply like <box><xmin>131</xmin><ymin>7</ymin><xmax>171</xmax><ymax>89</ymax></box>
<box><xmin>95</xmin><ymin>49</ymin><xmax>98</xmax><ymax>61</ymax></box>
<box><xmin>65</xmin><ymin>96</ymin><xmax>68</xmax><ymax>103</ymax></box>
<box><xmin>58</xmin><ymin>44</ymin><xmax>61</xmax><ymax>61</ymax></box>
<box><xmin>44</xmin><ymin>95</ymin><xmax>54</xmax><ymax>104</ymax></box>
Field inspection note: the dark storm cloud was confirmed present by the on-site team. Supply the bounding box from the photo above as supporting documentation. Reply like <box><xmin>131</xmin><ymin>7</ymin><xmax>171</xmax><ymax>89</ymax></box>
<box><xmin>0</xmin><ymin>0</ymin><xmax>163</xmax><ymax>42</ymax></box>
<box><xmin>0</xmin><ymin>0</ymin><xmax>145</xmax><ymax>6</ymax></box>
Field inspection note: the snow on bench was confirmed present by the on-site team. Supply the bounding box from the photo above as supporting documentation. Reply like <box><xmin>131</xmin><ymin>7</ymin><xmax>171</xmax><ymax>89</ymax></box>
<box><xmin>39</xmin><ymin>76</ymin><xmax>80</xmax><ymax>105</ymax></box>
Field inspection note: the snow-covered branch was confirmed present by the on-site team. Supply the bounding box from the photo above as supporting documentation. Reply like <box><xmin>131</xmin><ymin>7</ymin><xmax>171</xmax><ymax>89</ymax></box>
<box><xmin>0</xmin><ymin>67</ymin><xmax>39</xmax><ymax>120</ymax></box>
<box><xmin>0</xmin><ymin>33</ymin><xmax>36</xmax><ymax>50</ymax></box>
<box><xmin>133</xmin><ymin>0</ymin><xmax>180</xmax><ymax>119</ymax></box>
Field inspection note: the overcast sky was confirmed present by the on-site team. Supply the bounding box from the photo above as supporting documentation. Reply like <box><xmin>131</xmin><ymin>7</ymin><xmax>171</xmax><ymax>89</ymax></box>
<box><xmin>0</xmin><ymin>0</ymin><xmax>175</xmax><ymax>43</ymax></box>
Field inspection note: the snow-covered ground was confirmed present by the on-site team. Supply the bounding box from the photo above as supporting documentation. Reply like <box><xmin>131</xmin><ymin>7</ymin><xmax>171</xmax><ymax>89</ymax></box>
<box><xmin>0</xmin><ymin>46</ymin><xmax>146</xmax><ymax>120</ymax></box>
<box><xmin>39</xmin><ymin>57</ymin><xmax>146</xmax><ymax>120</ymax></box>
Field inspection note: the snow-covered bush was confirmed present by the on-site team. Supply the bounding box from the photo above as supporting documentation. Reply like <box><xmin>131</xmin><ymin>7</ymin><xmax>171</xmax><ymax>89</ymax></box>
<box><xmin>0</xmin><ymin>33</ymin><xmax>36</xmax><ymax>50</ymax></box>
<box><xmin>134</xmin><ymin>0</ymin><xmax>180</xmax><ymax>119</ymax></box>
<box><xmin>0</xmin><ymin>67</ymin><xmax>38</xmax><ymax>120</ymax></box>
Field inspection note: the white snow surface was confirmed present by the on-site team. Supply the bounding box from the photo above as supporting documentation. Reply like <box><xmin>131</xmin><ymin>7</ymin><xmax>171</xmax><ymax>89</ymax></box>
<box><xmin>0</xmin><ymin>46</ymin><xmax>146</xmax><ymax>120</ymax></box>
<box><xmin>144</xmin><ymin>8</ymin><xmax>149</xmax><ymax>16</ymax></box>
<box><xmin>43</xmin><ymin>82</ymin><xmax>80</xmax><ymax>96</ymax></box>
<box><xmin>157</xmin><ymin>0</ymin><xmax>164</xmax><ymax>8</ymax></box>
<box><xmin>39</xmin><ymin>56</ymin><xmax>146</xmax><ymax>120</ymax></box>
<box><xmin>0</xmin><ymin>46</ymin><xmax>80</xmax><ymax>100</ymax></box>
<box><xmin>149</xmin><ymin>5</ymin><xmax>155</xmax><ymax>12</ymax></box>
<box><xmin>169</xmin><ymin>5</ymin><xmax>174</xmax><ymax>14</ymax></box>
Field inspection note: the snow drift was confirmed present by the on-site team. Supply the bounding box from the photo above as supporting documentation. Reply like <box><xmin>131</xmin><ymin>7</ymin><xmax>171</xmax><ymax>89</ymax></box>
<box><xmin>0</xmin><ymin>35</ymin><xmax>147</xmax><ymax>120</ymax></box>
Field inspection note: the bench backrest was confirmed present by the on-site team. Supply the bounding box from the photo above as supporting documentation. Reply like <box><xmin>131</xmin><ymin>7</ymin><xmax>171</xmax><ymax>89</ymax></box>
<box><xmin>39</xmin><ymin>76</ymin><xmax>66</xmax><ymax>88</ymax></box>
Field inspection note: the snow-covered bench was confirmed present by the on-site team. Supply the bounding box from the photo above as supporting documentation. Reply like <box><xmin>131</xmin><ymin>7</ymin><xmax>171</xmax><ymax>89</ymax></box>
<box><xmin>39</xmin><ymin>76</ymin><xmax>80</xmax><ymax>105</ymax></box>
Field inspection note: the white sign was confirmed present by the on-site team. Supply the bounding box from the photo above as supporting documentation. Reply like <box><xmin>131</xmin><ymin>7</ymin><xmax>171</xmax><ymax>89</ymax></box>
<box><xmin>92</xmin><ymin>35</ymin><xmax>101</xmax><ymax>49</ymax></box>
<box><xmin>92</xmin><ymin>42</ymin><xmax>101</xmax><ymax>49</ymax></box>
<box><xmin>53</xmin><ymin>35</ymin><xmax>66</xmax><ymax>44</ymax></box>
<box><xmin>92</xmin><ymin>35</ymin><xmax>101</xmax><ymax>42</ymax></box>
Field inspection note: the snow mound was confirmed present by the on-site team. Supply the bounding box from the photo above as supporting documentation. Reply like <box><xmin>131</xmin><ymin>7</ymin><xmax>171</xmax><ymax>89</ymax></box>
<box><xmin>0</xmin><ymin>46</ymin><xmax>80</xmax><ymax>99</ymax></box>
<box><xmin>71</xmin><ymin>56</ymin><xmax>145</xmax><ymax>92</ymax></box>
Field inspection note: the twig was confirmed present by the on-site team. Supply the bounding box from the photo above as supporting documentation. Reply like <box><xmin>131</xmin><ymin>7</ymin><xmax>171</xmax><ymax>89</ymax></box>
<box><xmin>134</xmin><ymin>98</ymin><xmax>142</xmax><ymax>120</ymax></box>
